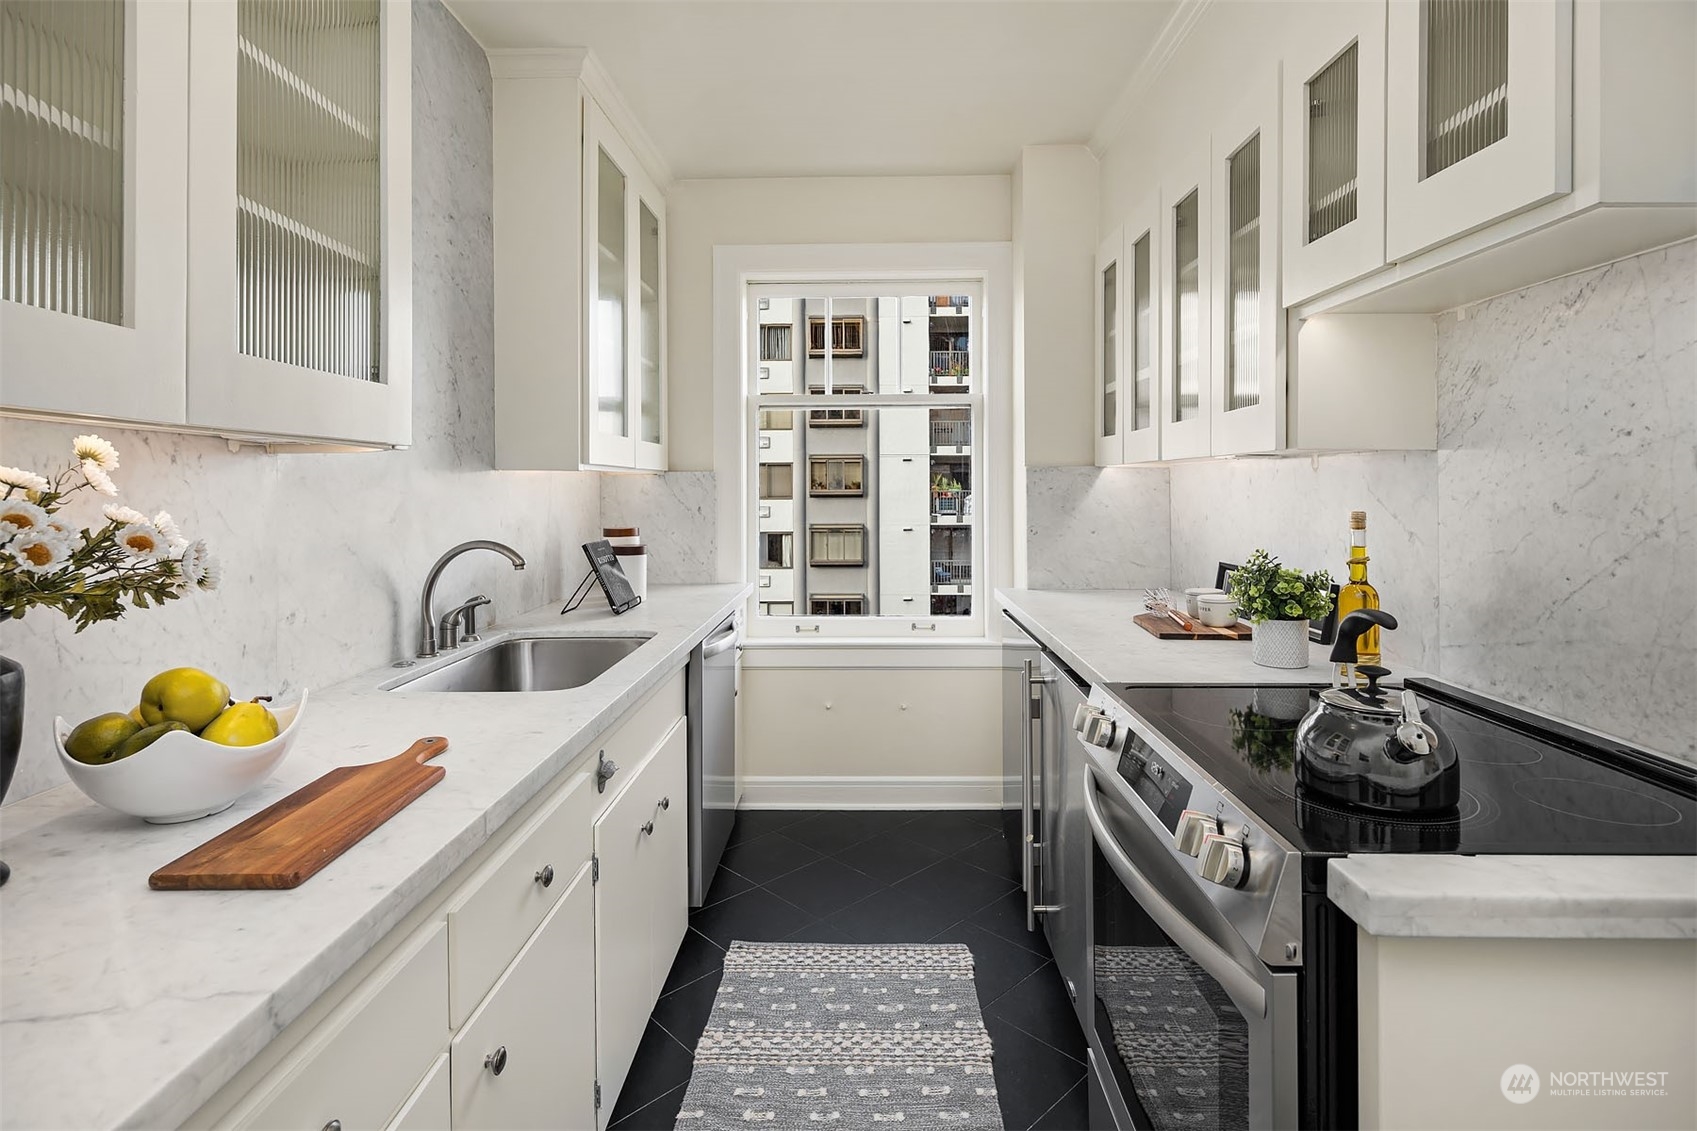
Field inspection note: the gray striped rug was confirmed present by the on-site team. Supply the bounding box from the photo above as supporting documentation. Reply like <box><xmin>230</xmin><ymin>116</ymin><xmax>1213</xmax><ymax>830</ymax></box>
<box><xmin>675</xmin><ymin>942</ymin><xmax>1004</xmax><ymax>1128</ymax></box>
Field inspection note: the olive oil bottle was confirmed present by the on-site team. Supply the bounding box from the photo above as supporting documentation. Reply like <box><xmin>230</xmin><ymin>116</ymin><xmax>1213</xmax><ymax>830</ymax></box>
<box><xmin>1337</xmin><ymin>510</ymin><xmax>1381</xmax><ymax>675</ymax></box>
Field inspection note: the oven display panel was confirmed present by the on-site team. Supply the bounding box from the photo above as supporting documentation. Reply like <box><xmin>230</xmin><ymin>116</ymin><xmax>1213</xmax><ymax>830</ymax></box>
<box><xmin>1119</xmin><ymin>731</ymin><xmax>1193</xmax><ymax>833</ymax></box>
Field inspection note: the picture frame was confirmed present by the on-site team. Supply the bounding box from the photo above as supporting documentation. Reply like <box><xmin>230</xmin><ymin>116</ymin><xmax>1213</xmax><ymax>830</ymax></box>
<box><xmin>1216</xmin><ymin>561</ymin><xmax>1342</xmax><ymax>645</ymax></box>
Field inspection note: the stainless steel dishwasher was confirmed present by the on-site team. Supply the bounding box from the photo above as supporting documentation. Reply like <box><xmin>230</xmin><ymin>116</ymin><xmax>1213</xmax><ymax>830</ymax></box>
<box><xmin>687</xmin><ymin>614</ymin><xmax>740</xmax><ymax>906</ymax></box>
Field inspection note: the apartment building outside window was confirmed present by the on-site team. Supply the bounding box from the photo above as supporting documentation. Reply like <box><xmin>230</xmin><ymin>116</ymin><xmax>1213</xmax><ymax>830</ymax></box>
<box><xmin>748</xmin><ymin>283</ymin><xmax>982</xmax><ymax>636</ymax></box>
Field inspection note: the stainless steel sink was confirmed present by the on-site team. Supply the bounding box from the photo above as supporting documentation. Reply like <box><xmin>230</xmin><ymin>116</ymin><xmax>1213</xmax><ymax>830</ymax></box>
<box><xmin>388</xmin><ymin>635</ymin><xmax>649</xmax><ymax>693</ymax></box>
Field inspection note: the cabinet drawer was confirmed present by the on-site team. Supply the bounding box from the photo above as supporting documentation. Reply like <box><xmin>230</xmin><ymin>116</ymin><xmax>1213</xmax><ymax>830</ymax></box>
<box><xmin>447</xmin><ymin>769</ymin><xmax>596</xmax><ymax>1027</ymax></box>
<box><xmin>237</xmin><ymin>924</ymin><xmax>447</xmax><ymax>1131</ymax></box>
<box><xmin>452</xmin><ymin>861</ymin><xmax>597</xmax><ymax>1131</ymax></box>
<box><xmin>593</xmin><ymin>669</ymin><xmax>685</xmax><ymax>811</ymax></box>
<box><xmin>385</xmin><ymin>1054</ymin><xmax>448</xmax><ymax>1131</ymax></box>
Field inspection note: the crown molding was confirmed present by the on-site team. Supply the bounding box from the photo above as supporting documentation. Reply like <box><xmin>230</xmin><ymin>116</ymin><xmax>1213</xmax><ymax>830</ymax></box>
<box><xmin>484</xmin><ymin>47</ymin><xmax>675</xmax><ymax>190</ymax></box>
<box><xmin>1088</xmin><ymin>0</ymin><xmax>1215</xmax><ymax>156</ymax></box>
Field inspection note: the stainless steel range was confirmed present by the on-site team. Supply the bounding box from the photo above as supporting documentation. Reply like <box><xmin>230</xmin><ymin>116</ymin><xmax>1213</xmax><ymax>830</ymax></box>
<box><xmin>1072</xmin><ymin>676</ymin><xmax>1697</xmax><ymax>1131</ymax></box>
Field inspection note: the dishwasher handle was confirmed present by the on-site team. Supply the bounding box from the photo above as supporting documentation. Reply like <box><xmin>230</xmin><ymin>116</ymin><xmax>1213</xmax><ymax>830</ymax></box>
<box><xmin>1082</xmin><ymin>762</ymin><xmax>1268</xmax><ymax>1019</ymax></box>
<box><xmin>701</xmin><ymin>623</ymin><xmax>738</xmax><ymax>658</ymax></box>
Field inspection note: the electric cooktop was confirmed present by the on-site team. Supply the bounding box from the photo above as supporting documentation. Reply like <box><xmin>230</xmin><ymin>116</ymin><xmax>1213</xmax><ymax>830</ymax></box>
<box><xmin>1101</xmin><ymin>678</ymin><xmax>1697</xmax><ymax>857</ymax></box>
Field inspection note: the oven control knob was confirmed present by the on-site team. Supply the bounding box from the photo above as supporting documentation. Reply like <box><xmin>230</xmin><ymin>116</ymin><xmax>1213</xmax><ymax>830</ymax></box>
<box><xmin>1072</xmin><ymin>702</ymin><xmax>1094</xmax><ymax>732</ymax></box>
<box><xmin>1174</xmin><ymin>809</ymin><xmax>1220</xmax><ymax>856</ymax></box>
<box><xmin>1079</xmin><ymin>710</ymin><xmax>1117</xmax><ymax>748</ymax></box>
<box><xmin>1198</xmin><ymin>833</ymin><xmax>1249</xmax><ymax>889</ymax></box>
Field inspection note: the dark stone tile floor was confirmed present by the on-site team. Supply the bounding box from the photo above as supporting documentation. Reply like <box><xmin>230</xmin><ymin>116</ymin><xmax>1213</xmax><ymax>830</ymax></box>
<box><xmin>608</xmin><ymin>809</ymin><xmax>1088</xmax><ymax>1131</ymax></box>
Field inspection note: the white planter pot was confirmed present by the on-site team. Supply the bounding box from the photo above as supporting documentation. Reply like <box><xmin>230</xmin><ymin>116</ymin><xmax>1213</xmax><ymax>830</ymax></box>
<box><xmin>1252</xmin><ymin>620</ymin><xmax>1311</xmax><ymax>669</ymax></box>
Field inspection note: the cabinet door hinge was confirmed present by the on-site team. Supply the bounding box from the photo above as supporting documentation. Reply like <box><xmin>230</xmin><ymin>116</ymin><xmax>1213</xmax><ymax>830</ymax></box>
<box><xmin>594</xmin><ymin>1081</ymin><xmax>602</xmax><ymax>1110</ymax></box>
<box><xmin>592</xmin><ymin>854</ymin><xmax>600</xmax><ymax>884</ymax></box>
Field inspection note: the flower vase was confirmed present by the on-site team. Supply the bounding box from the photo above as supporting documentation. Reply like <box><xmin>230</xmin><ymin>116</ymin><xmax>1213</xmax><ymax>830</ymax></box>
<box><xmin>1252</xmin><ymin>619</ymin><xmax>1310</xmax><ymax>670</ymax></box>
<box><xmin>0</xmin><ymin>651</ymin><xmax>21</xmax><ymax>886</ymax></box>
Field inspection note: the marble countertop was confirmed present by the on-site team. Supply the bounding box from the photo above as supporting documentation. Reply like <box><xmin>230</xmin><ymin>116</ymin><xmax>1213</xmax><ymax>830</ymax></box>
<box><xmin>0</xmin><ymin>584</ymin><xmax>750</xmax><ymax>1131</ymax></box>
<box><xmin>995</xmin><ymin>588</ymin><xmax>1346</xmax><ymax>686</ymax></box>
<box><xmin>1328</xmin><ymin>855</ymin><xmax>1697</xmax><ymax>939</ymax></box>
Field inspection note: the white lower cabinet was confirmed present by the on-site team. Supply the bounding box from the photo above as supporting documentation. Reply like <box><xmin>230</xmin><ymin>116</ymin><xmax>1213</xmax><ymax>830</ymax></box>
<box><xmin>387</xmin><ymin>1055</ymin><xmax>449</xmax><ymax>1131</ymax></box>
<box><xmin>451</xmin><ymin>862</ymin><xmax>596</xmax><ymax>1131</ymax></box>
<box><xmin>594</xmin><ymin>718</ymin><xmax>689</xmax><ymax>1127</ymax></box>
<box><xmin>191</xmin><ymin>672</ymin><xmax>692</xmax><ymax>1131</ymax></box>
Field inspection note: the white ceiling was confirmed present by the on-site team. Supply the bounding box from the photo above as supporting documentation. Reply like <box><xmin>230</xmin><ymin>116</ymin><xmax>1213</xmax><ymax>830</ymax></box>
<box><xmin>445</xmin><ymin>0</ymin><xmax>1178</xmax><ymax>180</ymax></box>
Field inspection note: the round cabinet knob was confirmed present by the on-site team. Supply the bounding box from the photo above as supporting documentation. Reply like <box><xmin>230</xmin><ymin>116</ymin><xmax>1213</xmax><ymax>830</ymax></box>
<box><xmin>1198</xmin><ymin>833</ymin><xmax>1249</xmax><ymax>889</ymax></box>
<box><xmin>534</xmin><ymin>864</ymin><xmax>554</xmax><ymax>888</ymax></box>
<box><xmin>1174</xmin><ymin>809</ymin><xmax>1221</xmax><ymax>857</ymax></box>
<box><xmin>485</xmin><ymin>1046</ymin><xmax>508</xmax><ymax>1076</ymax></box>
<box><xmin>659</xmin><ymin>796</ymin><xmax>670</xmax><ymax>811</ymax></box>
<box><xmin>642</xmin><ymin>819</ymin><xmax>655</xmax><ymax>836</ymax></box>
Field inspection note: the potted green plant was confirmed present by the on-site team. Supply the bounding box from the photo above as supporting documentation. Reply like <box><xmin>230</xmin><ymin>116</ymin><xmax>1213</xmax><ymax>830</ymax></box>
<box><xmin>1226</xmin><ymin>549</ymin><xmax>1334</xmax><ymax>669</ymax></box>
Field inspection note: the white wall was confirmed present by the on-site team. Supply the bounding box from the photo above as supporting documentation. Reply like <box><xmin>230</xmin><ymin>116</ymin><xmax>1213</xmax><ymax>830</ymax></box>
<box><xmin>0</xmin><ymin>0</ymin><xmax>602</xmax><ymax>803</ymax></box>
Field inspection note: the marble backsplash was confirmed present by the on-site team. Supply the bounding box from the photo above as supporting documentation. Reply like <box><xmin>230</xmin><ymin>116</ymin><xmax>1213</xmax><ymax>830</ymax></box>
<box><xmin>599</xmin><ymin>472</ymin><xmax>719</xmax><ymax>584</ymax></box>
<box><xmin>1026</xmin><ymin>466</ymin><xmax>1172</xmax><ymax>591</ymax></box>
<box><xmin>0</xmin><ymin>0</ymin><xmax>602</xmax><ymax>803</ymax></box>
<box><xmin>1433</xmin><ymin>241</ymin><xmax>1695</xmax><ymax>759</ymax></box>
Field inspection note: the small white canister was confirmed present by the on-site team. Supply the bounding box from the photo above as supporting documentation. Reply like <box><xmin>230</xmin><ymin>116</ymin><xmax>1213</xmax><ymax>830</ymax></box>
<box><xmin>1184</xmin><ymin>587</ymin><xmax>1225</xmax><ymax>620</ymax></box>
<box><xmin>613</xmin><ymin>544</ymin><xmax>647</xmax><ymax>600</ymax></box>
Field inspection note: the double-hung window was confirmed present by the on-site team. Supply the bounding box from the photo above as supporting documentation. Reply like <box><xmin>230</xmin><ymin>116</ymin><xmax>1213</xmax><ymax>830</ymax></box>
<box><xmin>748</xmin><ymin>282</ymin><xmax>984</xmax><ymax>637</ymax></box>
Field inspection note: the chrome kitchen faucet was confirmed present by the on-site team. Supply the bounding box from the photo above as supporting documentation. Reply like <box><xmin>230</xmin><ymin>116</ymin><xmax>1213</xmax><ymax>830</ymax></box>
<box><xmin>417</xmin><ymin>541</ymin><xmax>526</xmax><ymax>658</ymax></box>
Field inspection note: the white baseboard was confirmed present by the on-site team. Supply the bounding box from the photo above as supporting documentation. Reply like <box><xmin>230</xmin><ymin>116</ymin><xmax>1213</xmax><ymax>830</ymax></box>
<box><xmin>739</xmin><ymin>775</ymin><xmax>1012</xmax><ymax>810</ymax></box>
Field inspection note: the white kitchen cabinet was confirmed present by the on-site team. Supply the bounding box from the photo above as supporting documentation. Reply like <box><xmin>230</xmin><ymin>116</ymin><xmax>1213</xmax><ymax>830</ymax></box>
<box><xmin>1209</xmin><ymin>69</ymin><xmax>1285</xmax><ymax>456</ymax></box>
<box><xmin>387</xmin><ymin>1055</ymin><xmax>449</xmax><ymax>1131</ymax></box>
<box><xmin>492</xmin><ymin>50</ymin><xmax>669</xmax><ymax>472</ymax></box>
<box><xmin>1281</xmin><ymin>1</ymin><xmax>1388</xmax><ymax>304</ymax></box>
<box><xmin>1120</xmin><ymin>195</ymin><xmax>1162</xmax><ymax>464</ymax></box>
<box><xmin>1</xmin><ymin>0</ymin><xmax>190</xmax><ymax>426</ymax></box>
<box><xmin>594</xmin><ymin>718</ymin><xmax>689</xmax><ymax>1127</ymax></box>
<box><xmin>185</xmin><ymin>0</ymin><xmax>412</xmax><ymax>446</ymax></box>
<box><xmin>1384</xmin><ymin>0</ymin><xmax>1572</xmax><ymax>261</ymax></box>
<box><xmin>2</xmin><ymin>0</ymin><xmax>412</xmax><ymax>448</ymax></box>
<box><xmin>452</xmin><ymin>860</ymin><xmax>596</xmax><ymax>1131</ymax></box>
<box><xmin>1158</xmin><ymin>141</ymin><xmax>1213</xmax><ymax>461</ymax></box>
<box><xmin>1092</xmin><ymin>227</ymin><xmax>1125</xmax><ymax>467</ymax></box>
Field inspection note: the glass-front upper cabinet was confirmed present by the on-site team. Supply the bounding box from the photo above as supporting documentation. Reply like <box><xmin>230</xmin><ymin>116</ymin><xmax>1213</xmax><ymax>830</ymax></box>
<box><xmin>1122</xmin><ymin>197</ymin><xmax>1161</xmax><ymax>464</ymax></box>
<box><xmin>1159</xmin><ymin>143</ymin><xmax>1212</xmax><ymax>460</ymax></box>
<box><xmin>1</xmin><ymin>0</ymin><xmax>190</xmax><ymax>425</ymax></box>
<box><xmin>186</xmin><ymin>0</ymin><xmax>412</xmax><ymax>447</ymax></box>
<box><xmin>1385</xmin><ymin>0</ymin><xmax>1572</xmax><ymax>260</ymax></box>
<box><xmin>1092</xmin><ymin>228</ymin><xmax>1124</xmax><ymax>466</ymax></box>
<box><xmin>1211</xmin><ymin>71</ymin><xmax>1284</xmax><ymax>456</ymax></box>
<box><xmin>1281</xmin><ymin>1</ymin><xmax>1388</xmax><ymax>305</ymax></box>
<box><xmin>583</xmin><ymin>95</ymin><xmax>666</xmax><ymax>470</ymax></box>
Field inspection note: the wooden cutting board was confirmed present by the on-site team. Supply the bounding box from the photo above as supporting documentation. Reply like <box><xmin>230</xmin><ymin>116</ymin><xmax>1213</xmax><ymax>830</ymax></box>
<box><xmin>1134</xmin><ymin>612</ymin><xmax>1253</xmax><ymax>641</ymax></box>
<box><xmin>150</xmin><ymin>737</ymin><xmax>449</xmax><ymax>891</ymax></box>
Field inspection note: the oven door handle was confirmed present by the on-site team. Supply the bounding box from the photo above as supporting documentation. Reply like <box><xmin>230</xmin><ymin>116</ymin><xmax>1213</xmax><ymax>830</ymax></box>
<box><xmin>1082</xmin><ymin>763</ymin><xmax>1268</xmax><ymax>1019</ymax></box>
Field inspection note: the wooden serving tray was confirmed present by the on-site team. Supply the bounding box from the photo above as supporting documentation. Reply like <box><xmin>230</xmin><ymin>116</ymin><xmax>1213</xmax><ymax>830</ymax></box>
<box><xmin>150</xmin><ymin>737</ymin><xmax>448</xmax><ymax>890</ymax></box>
<box><xmin>1134</xmin><ymin>612</ymin><xmax>1252</xmax><ymax>641</ymax></box>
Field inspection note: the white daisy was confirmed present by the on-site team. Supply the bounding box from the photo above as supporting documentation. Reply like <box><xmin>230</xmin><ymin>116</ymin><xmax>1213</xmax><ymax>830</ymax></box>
<box><xmin>0</xmin><ymin>499</ymin><xmax>51</xmax><ymax>537</ymax></box>
<box><xmin>81</xmin><ymin>461</ymin><xmax>118</xmax><ymax>496</ymax></box>
<box><xmin>152</xmin><ymin>510</ymin><xmax>187</xmax><ymax>550</ymax></box>
<box><xmin>0</xmin><ymin>466</ymin><xmax>50</xmax><ymax>494</ymax></box>
<box><xmin>181</xmin><ymin>540</ymin><xmax>221</xmax><ymax>591</ymax></box>
<box><xmin>103</xmin><ymin>504</ymin><xmax>150</xmax><ymax>527</ymax></box>
<box><xmin>71</xmin><ymin>434</ymin><xmax>119</xmax><ymax>471</ymax></box>
<box><xmin>115</xmin><ymin>522</ymin><xmax>165</xmax><ymax>560</ymax></box>
<box><xmin>9</xmin><ymin>530</ymin><xmax>70</xmax><ymax>573</ymax></box>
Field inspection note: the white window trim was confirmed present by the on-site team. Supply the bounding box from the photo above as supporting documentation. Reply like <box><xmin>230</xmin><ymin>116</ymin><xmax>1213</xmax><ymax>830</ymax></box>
<box><xmin>714</xmin><ymin>242</ymin><xmax>1014</xmax><ymax>644</ymax></box>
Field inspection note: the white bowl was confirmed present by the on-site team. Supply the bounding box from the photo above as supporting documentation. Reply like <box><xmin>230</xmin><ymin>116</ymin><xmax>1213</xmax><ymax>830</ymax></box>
<box><xmin>56</xmin><ymin>691</ymin><xmax>308</xmax><ymax>823</ymax></box>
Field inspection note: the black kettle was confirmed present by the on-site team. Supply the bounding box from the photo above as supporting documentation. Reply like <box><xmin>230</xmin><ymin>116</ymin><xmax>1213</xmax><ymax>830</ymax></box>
<box><xmin>1294</xmin><ymin>610</ymin><xmax>1460</xmax><ymax>815</ymax></box>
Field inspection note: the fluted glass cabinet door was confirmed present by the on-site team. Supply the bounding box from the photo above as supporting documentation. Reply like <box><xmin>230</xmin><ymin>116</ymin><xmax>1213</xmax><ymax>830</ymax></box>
<box><xmin>1211</xmin><ymin>70</ymin><xmax>1283</xmax><ymax>456</ymax></box>
<box><xmin>1385</xmin><ymin>0</ymin><xmax>1572</xmax><ymax>260</ymax></box>
<box><xmin>1281</xmin><ymin>2</ymin><xmax>1388</xmax><ymax>306</ymax></box>
<box><xmin>583</xmin><ymin>94</ymin><xmax>666</xmax><ymax>471</ymax></box>
<box><xmin>0</xmin><ymin>0</ymin><xmax>189</xmax><ymax>424</ymax></box>
<box><xmin>1092</xmin><ymin>228</ymin><xmax>1123</xmax><ymax>466</ymax></box>
<box><xmin>1158</xmin><ymin>141</ymin><xmax>1211</xmax><ymax>460</ymax></box>
<box><xmin>186</xmin><ymin>0</ymin><xmax>412</xmax><ymax>446</ymax></box>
